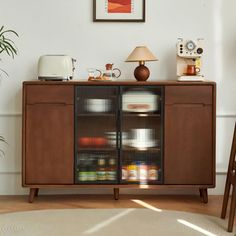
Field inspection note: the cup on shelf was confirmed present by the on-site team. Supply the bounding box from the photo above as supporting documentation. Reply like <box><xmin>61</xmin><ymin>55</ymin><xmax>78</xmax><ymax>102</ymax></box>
<box><xmin>186</xmin><ymin>65</ymin><xmax>200</xmax><ymax>76</ymax></box>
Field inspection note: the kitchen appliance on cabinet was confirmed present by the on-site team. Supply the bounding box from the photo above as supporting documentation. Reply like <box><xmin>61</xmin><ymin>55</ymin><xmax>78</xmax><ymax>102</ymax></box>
<box><xmin>38</xmin><ymin>55</ymin><xmax>76</xmax><ymax>81</ymax></box>
<box><xmin>177</xmin><ymin>38</ymin><xmax>204</xmax><ymax>81</ymax></box>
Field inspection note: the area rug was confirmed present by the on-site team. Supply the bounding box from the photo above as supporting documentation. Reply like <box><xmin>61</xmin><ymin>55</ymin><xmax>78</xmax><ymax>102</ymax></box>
<box><xmin>0</xmin><ymin>208</ymin><xmax>234</xmax><ymax>236</ymax></box>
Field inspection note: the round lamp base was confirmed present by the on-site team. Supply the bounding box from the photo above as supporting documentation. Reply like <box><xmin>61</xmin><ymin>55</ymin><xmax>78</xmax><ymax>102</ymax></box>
<box><xmin>134</xmin><ymin>65</ymin><xmax>150</xmax><ymax>81</ymax></box>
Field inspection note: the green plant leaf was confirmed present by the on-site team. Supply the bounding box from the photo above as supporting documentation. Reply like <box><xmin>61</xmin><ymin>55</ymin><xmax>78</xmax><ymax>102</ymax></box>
<box><xmin>0</xmin><ymin>26</ymin><xmax>19</xmax><ymax>76</ymax></box>
<box><xmin>0</xmin><ymin>29</ymin><xmax>19</xmax><ymax>37</ymax></box>
<box><xmin>0</xmin><ymin>135</ymin><xmax>7</xmax><ymax>158</ymax></box>
<box><xmin>0</xmin><ymin>68</ymin><xmax>9</xmax><ymax>76</ymax></box>
<box><xmin>2</xmin><ymin>45</ymin><xmax>11</xmax><ymax>56</ymax></box>
<box><xmin>0</xmin><ymin>136</ymin><xmax>7</xmax><ymax>143</ymax></box>
<box><xmin>3</xmin><ymin>40</ymin><xmax>17</xmax><ymax>56</ymax></box>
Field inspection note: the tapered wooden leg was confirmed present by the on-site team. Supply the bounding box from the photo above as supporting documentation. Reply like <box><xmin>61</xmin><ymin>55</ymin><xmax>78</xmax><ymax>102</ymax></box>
<box><xmin>199</xmin><ymin>188</ymin><xmax>208</xmax><ymax>203</ymax></box>
<box><xmin>199</xmin><ymin>189</ymin><xmax>203</xmax><ymax>198</ymax></box>
<box><xmin>114</xmin><ymin>188</ymin><xmax>119</xmax><ymax>200</ymax></box>
<box><xmin>228</xmin><ymin>184</ymin><xmax>236</xmax><ymax>232</ymax></box>
<box><xmin>221</xmin><ymin>176</ymin><xmax>231</xmax><ymax>219</ymax></box>
<box><xmin>29</xmin><ymin>188</ymin><xmax>37</xmax><ymax>203</ymax></box>
<box><xmin>35</xmin><ymin>188</ymin><xmax>39</xmax><ymax>197</ymax></box>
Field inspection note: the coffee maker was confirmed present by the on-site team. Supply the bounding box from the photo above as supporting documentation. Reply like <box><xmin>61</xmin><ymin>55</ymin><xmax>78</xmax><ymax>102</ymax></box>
<box><xmin>177</xmin><ymin>38</ymin><xmax>204</xmax><ymax>81</ymax></box>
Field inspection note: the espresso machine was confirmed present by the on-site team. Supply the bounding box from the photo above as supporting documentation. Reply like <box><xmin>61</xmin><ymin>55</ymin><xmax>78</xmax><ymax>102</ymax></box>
<box><xmin>177</xmin><ymin>38</ymin><xmax>204</xmax><ymax>81</ymax></box>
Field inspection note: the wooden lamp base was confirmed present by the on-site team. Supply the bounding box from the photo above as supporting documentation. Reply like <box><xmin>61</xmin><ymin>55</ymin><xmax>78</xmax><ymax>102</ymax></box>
<box><xmin>134</xmin><ymin>64</ymin><xmax>150</xmax><ymax>81</ymax></box>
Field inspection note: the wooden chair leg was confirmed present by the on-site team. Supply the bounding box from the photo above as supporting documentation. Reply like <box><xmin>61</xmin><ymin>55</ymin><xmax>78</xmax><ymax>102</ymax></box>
<box><xmin>227</xmin><ymin>184</ymin><xmax>236</xmax><ymax>232</ymax></box>
<box><xmin>114</xmin><ymin>188</ymin><xmax>119</xmax><ymax>200</ymax></box>
<box><xmin>221</xmin><ymin>175</ymin><xmax>231</xmax><ymax>219</ymax></box>
<box><xmin>199</xmin><ymin>188</ymin><xmax>208</xmax><ymax>203</ymax></box>
<box><xmin>221</xmin><ymin>123</ymin><xmax>236</xmax><ymax>231</ymax></box>
<box><xmin>28</xmin><ymin>188</ymin><xmax>37</xmax><ymax>203</ymax></box>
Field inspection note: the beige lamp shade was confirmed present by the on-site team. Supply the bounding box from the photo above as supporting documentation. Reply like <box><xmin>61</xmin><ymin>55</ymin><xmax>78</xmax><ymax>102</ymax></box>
<box><xmin>126</xmin><ymin>46</ymin><xmax>158</xmax><ymax>62</ymax></box>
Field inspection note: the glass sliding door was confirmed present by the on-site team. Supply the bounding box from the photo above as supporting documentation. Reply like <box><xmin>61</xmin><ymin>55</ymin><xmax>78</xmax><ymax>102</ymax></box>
<box><xmin>120</xmin><ymin>86</ymin><xmax>163</xmax><ymax>185</ymax></box>
<box><xmin>75</xmin><ymin>86</ymin><xmax>119</xmax><ymax>184</ymax></box>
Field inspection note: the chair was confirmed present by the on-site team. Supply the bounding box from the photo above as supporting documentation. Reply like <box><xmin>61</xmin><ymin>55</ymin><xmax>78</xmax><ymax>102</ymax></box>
<box><xmin>221</xmin><ymin>122</ymin><xmax>236</xmax><ymax>232</ymax></box>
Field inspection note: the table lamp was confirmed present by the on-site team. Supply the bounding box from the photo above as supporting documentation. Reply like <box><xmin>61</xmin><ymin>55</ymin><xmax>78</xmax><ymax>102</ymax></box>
<box><xmin>126</xmin><ymin>46</ymin><xmax>158</xmax><ymax>81</ymax></box>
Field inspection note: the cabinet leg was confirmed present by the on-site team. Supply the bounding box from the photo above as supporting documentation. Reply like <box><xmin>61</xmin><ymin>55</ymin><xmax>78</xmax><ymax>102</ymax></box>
<box><xmin>29</xmin><ymin>188</ymin><xmax>37</xmax><ymax>203</ymax></box>
<box><xmin>35</xmin><ymin>188</ymin><xmax>39</xmax><ymax>197</ymax></box>
<box><xmin>199</xmin><ymin>189</ymin><xmax>203</xmax><ymax>198</ymax></box>
<box><xmin>114</xmin><ymin>188</ymin><xmax>119</xmax><ymax>200</ymax></box>
<box><xmin>199</xmin><ymin>188</ymin><xmax>208</xmax><ymax>204</ymax></box>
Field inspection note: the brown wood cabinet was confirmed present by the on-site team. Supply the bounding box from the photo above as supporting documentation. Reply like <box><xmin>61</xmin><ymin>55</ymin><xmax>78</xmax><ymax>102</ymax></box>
<box><xmin>23</xmin><ymin>85</ymin><xmax>74</xmax><ymax>187</ymax></box>
<box><xmin>22</xmin><ymin>81</ymin><xmax>216</xmax><ymax>203</ymax></box>
<box><xmin>164</xmin><ymin>86</ymin><xmax>214</xmax><ymax>185</ymax></box>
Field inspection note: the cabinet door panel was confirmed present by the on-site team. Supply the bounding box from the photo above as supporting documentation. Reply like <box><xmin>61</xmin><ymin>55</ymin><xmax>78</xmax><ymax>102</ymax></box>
<box><xmin>26</xmin><ymin>85</ymin><xmax>74</xmax><ymax>105</ymax></box>
<box><xmin>165</xmin><ymin>86</ymin><xmax>212</xmax><ymax>105</ymax></box>
<box><xmin>164</xmin><ymin>104</ymin><xmax>213</xmax><ymax>184</ymax></box>
<box><xmin>25</xmin><ymin>104</ymin><xmax>74</xmax><ymax>184</ymax></box>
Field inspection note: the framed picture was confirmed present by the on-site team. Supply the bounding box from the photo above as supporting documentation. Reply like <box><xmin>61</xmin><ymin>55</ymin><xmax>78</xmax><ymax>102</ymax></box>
<box><xmin>93</xmin><ymin>0</ymin><xmax>145</xmax><ymax>22</ymax></box>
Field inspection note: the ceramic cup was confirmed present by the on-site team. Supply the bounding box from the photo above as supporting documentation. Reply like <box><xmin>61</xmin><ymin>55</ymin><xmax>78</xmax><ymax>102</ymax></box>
<box><xmin>186</xmin><ymin>65</ymin><xmax>200</xmax><ymax>75</ymax></box>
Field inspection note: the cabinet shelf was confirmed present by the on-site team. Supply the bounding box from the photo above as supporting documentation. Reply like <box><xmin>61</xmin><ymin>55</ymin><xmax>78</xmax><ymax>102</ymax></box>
<box><xmin>77</xmin><ymin>147</ymin><xmax>117</xmax><ymax>152</ymax></box>
<box><xmin>76</xmin><ymin>181</ymin><xmax>118</xmax><ymax>185</ymax></box>
<box><xmin>77</xmin><ymin>113</ymin><xmax>116</xmax><ymax>117</ymax></box>
<box><xmin>121</xmin><ymin>180</ymin><xmax>163</xmax><ymax>185</ymax></box>
<box><xmin>122</xmin><ymin>113</ymin><xmax>161</xmax><ymax>117</ymax></box>
<box><xmin>122</xmin><ymin>147</ymin><xmax>161</xmax><ymax>152</ymax></box>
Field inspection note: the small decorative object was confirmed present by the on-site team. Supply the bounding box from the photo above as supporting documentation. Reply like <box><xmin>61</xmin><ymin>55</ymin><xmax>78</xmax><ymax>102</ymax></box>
<box><xmin>126</xmin><ymin>46</ymin><xmax>158</xmax><ymax>81</ymax></box>
<box><xmin>93</xmin><ymin>0</ymin><xmax>145</xmax><ymax>22</ymax></box>
<box><xmin>0</xmin><ymin>26</ymin><xmax>18</xmax><ymax>77</ymax></box>
<box><xmin>87</xmin><ymin>68</ymin><xmax>102</xmax><ymax>81</ymax></box>
<box><xmin>88</xmin><ymin>64</ymin><xmax>121</xmax><ymax>81</ymax></box>
<box><xmin>101</xmin><ymin>63</ymin><xmax>121</xmax><ymax>80</ymax></box>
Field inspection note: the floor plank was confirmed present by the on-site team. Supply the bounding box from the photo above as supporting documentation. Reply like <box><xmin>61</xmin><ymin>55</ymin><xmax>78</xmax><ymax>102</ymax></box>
<box><xmin>0</xmin><ymin>194</ymin><xmax>224</xmax><ymax>217</ymax></box>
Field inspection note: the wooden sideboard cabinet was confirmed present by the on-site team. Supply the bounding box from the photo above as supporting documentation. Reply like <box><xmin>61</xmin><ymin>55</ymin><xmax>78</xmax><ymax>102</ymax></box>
<box><xmin>22</xmin><ymin>81</ymin><xmax>216</xmax><ymax>203</ymax></box>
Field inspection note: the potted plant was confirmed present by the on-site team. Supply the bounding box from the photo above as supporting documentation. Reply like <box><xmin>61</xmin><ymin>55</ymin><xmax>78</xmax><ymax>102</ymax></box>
<box><xmin>0</xmin><ymin>26</ymin><xmax>18</xmax><ymax>156</ymax></box>
<box><xmin>0</xmin><ymin>25</ymin><xmax>18</xmax><ymax>76</ymax></box>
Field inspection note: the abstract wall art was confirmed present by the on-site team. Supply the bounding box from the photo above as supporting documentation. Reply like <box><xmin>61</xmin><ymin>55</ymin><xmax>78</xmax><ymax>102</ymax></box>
<box><xmin>93</xmin><ymin>0</ymin><xmax>145</xmax><ymax>22</ymax></box>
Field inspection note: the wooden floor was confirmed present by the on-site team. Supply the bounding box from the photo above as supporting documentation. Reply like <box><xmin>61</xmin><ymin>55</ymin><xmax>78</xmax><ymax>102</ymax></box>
<box><xmin>0</xmin><ymin>194</ymin><xmax>226</xmax><ymax>218</ymax></box>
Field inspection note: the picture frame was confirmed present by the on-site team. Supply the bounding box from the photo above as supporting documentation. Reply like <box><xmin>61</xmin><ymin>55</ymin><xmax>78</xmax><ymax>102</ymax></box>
<box><xmin>93</xmin><ymin>0</ymin><xmax>145</xmax><ymax>22</ymax></box>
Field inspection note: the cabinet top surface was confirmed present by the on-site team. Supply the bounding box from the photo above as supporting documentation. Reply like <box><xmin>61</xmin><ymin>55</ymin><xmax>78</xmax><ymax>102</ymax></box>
<box><xmin>23</xmin><ymin>80</ymin><xmax>216</xmax><ymax>86</ymax></box>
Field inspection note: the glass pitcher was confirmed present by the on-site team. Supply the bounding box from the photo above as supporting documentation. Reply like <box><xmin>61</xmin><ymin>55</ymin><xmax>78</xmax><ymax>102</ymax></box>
<box><xmin>87</xmin><ymin>68</ymin><xmax>102</xmax><ymax>81</ymax></box>
<box><xmin>102</xmin><ymin>63</ymin><xmax>121</xmax><ymax>81</ymax></box>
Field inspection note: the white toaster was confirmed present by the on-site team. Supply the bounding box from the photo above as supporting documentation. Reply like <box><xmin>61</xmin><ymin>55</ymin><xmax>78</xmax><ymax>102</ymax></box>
<box><xmin>38</xmin><ymin>55</ymin><xmax>75</xmax><ymax>80</ymax></box>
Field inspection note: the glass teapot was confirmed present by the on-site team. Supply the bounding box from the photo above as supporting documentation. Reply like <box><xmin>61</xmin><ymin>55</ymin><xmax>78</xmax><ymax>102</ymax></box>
<box><xmin>101</xmin><ymin>63</ymin><xmax>121</xmax><ymax>81</ymax></box>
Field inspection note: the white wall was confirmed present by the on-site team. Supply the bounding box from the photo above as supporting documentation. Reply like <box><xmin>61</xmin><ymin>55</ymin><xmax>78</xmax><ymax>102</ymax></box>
<box><xmin>0</xmin><ymin>0</ymin><xmax>235</xmax><ymax>195</ymax></box>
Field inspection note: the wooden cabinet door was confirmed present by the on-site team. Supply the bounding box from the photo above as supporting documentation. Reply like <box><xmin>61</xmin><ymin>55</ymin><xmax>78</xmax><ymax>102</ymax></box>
<box><xmin>25</xmin><ymin>104</ymin><xmax>74</xmax><ymax>184</ymax></box>
<box><xmin>164</xmin><ymin>86</ymin><xmax>214</xmax><ymax>185</ymax></box>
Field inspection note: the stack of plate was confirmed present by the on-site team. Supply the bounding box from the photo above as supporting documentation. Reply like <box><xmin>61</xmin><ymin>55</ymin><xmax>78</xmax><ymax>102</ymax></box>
<box><xmin>85</xmin><ymin>99</ymin><xmax>111</xmax><ymax>113</ymax></box>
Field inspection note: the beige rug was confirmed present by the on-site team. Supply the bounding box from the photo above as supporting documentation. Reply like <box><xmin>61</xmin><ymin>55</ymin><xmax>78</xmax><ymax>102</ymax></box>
<box><xmin>0</xmin><ymin>208</ymin><xmax>234</xmax><ymax>236</ymax></box>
